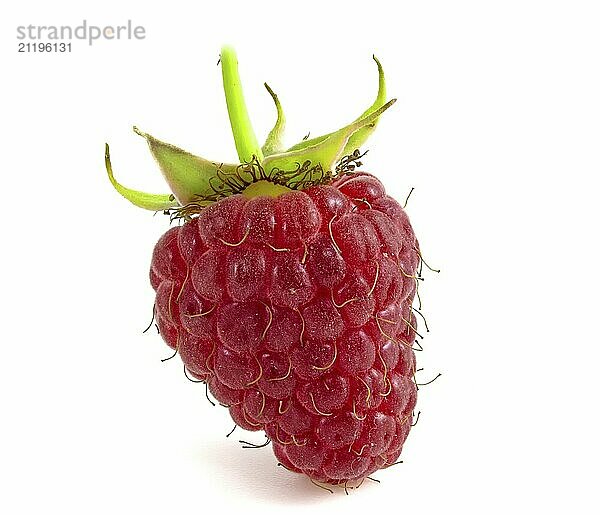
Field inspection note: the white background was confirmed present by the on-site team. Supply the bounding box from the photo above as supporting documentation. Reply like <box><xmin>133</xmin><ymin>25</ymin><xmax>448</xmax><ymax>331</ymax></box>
<box><xmin>1</xmin><ymin>1</ymin><xmax>599</xmax><ymax>513</ymax></box>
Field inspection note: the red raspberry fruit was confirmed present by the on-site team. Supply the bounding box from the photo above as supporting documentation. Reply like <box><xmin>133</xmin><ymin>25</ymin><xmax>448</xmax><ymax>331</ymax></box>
<box><xmin>106</xmin><ymin>46</ymin><xmax>427</xmax><ymax>487</ymax></box>
<box><xmin>153</xmin><ymin>177</ymin><xmax>419</xmax><ymax>484</ymax></box>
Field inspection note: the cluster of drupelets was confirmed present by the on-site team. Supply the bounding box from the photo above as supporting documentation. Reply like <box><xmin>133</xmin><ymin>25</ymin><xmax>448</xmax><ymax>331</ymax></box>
<box><xmin>146</xmin><ymin>170</ymin><xmax>439</xmax><ymax>493</ymax></box>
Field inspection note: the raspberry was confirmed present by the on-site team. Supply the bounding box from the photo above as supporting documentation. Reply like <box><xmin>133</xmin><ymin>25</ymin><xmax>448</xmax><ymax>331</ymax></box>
<box><xmin>149</xmin><ymin>179</ymin><xmax>419</xmax><ymax>484</ymax></box>
<box><xmin>106</xmin><ymin>46</ymin><xmax>432</xmax><ymax>488</ymax></box>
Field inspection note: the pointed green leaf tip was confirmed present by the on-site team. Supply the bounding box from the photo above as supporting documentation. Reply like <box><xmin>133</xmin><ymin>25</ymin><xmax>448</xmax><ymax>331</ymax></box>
<box><xmin>261</xmin><ymin>83</ymin><xmax>286</xmax><ymax>156</ymax></box>
<box><xmin>104</xmin><ymin>143</ymin><xmax>179</xmax><ymax>211</ymax></box>
<box><xmin>286</xmin><ymin>55</ymin><xmax>387</xmax><ymax>155</ymax></box>
<box><xmin>105</xmin><ymin>48</ymin><xmax>395</xmax><ymax>211</ymax></box>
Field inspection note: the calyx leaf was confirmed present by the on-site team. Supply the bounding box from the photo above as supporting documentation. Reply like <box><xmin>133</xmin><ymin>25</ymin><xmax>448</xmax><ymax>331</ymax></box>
<box><xmin>134</xmin><ymin>127</ymin><xmax>239</xmax><ymax>206</ymax></box>
<box><xmin>104</xmin><ymin>143</ymin><xmax>179</xmax><ymax>211</ymax></box>
<box><xmin>262</xmin><ymin>99</ymin><xmax>395</xmax><ymax>185</ymax></box>
<box><xmin>261</xmin><ymin>83</ymin><xmax>286</xmax><ymax>156</ymax></box>
<box><xmin>286</xmin><ymin>55</ymin><xmax>387</xmax><ymax>155</ymax></box>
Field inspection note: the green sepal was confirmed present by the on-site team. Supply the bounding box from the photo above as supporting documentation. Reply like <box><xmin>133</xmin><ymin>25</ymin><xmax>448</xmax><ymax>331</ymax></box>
<box><xmin>133</xmin><ymin>127</ymin><xmax>240</xmax><ymax>205</ymax></box>
<box><xmin>262</xmin><ymin>99</ymin><xmax>395</xmax><ymax>184</ymax></box>
<box><xmin>261</xmin><ymin>83</ymin><xmax>286</xmax><ymax>156</ymax></box>
<box><xmin>286</xmin><ymin>55</ymin><xmax>387</xmax><ymax>155</ymax></box>
<box><xmin>105</xmin><ymin>48</ymin><xmax>396</xmax><ymax>212</ymax></box>
<box><xmin>104</xmin><ymin>143</ymin><xmax>179</xmax><ymax>211</ymax></box>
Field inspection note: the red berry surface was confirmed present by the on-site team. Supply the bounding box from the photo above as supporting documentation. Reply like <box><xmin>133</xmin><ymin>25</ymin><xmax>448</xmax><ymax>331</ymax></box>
<box><xmin>150</xmin><ymin>172</ymin><xmax>420</xmax><ymax>485</ymax></box>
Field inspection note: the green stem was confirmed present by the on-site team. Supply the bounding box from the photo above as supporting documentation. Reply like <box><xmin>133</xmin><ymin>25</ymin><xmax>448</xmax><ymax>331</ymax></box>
<box><xmin>220</xmin><ymin>46</ymin><xmax>264</xmax><ymax>163</ymax></box>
